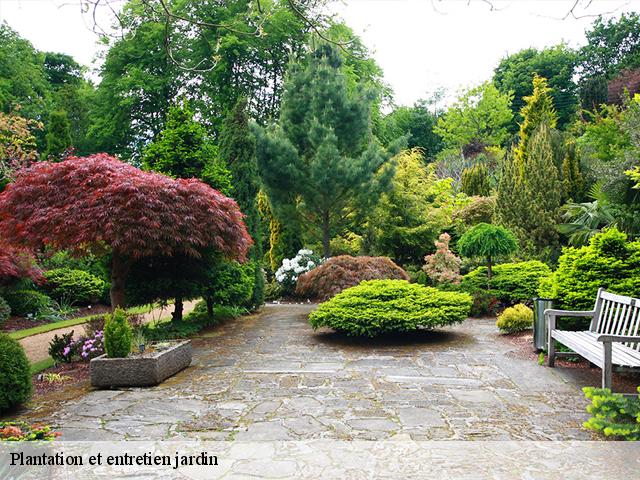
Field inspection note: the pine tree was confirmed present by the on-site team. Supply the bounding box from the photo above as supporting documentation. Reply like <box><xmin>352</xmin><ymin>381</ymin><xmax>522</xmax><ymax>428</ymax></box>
<box><xmin>253</xmin><ymin>44</ymin><xmax>398</xmax><ymax>257</ymax></box>
<box><xmin>44</xmin><ymin>110</ymin><xmax>71</xmax><ymax>160</ymax></box>
<box><xmin>461</xmin><ymin>163</ymin><xmax>491</xmax><ymax>196</ymax></box>
<box><xmin>514</xmin><ymin>75</ymin><xmax>557</xmax><ymax>169</ymax></box>
<box><xmin>220</xmin><ymin>99</ymin><xmax>264</xmax><ymax>307</ymax></box>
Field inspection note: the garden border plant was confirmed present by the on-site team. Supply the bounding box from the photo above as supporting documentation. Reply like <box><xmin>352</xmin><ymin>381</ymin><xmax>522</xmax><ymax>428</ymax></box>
<box><xmin>309</xmin><ymin>279</ymin><xmax>472</xmax><ymax>337</ymax></box>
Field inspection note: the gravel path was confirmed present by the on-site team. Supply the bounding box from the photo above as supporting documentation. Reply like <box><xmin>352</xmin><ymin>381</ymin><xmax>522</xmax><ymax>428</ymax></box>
<box><xmin>19</xmin><ymin>300</ymin><xmax>199</xmax><ymax>363</ymax></box>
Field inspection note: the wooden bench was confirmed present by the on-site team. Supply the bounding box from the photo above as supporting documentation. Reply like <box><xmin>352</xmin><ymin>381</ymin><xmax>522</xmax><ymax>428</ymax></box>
<box><xmin>546</xmin><ymin>288</ymin><xmax>640</xmax><ymax>390</ymax></box>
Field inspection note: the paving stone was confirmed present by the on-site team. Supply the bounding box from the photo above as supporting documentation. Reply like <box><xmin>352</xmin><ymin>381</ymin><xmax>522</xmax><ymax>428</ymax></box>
<box><xmin>22</xmin><ymin>304</ymin><xmax>601</xmax><ymax>442</ymax></box>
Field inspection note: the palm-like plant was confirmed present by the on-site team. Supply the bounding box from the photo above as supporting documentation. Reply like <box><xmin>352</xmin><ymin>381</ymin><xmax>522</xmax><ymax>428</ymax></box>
<box><xmin>557</xmin><ymin>182</ymin><xmax>616</xmax><ymax>246</ymax></box>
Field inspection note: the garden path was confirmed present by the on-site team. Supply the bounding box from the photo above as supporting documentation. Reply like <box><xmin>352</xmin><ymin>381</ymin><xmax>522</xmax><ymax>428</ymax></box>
<box><xmin>26</xmin><ymin>303</ymin><xmax>598</xmax><ymax>441</ymax></box>
<box><xmin>19</xmin><ymin>300</ymin><xmax>199</xmax><ymax>363</ymax></box>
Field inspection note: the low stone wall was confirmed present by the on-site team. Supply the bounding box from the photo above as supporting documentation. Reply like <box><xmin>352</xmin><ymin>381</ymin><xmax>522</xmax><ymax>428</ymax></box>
<box><xmin>90</xmin><ymin>340</ymin><xmax>192</xmax><ymax>388</ymax></box>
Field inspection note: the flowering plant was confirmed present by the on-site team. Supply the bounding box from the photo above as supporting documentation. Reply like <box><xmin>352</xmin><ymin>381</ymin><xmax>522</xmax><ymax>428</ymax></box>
<box><xmin>0</xmin><ymin>421</ymin><xmax>60</xmax><ymax>441</ymax></box>
<box><xmin>50</xmin><ymin>330</ymin><xmax>104</xmax><ymax>363</ymax></box>
<box><xmin>422</xmin><ymin>233</ymin><xmax>462</xmax><ymax>285</ymax></box>
<box><xmin>275</xmin><ymin>249</ymin><xmax>323</xmax><ymax>294</ymax></box>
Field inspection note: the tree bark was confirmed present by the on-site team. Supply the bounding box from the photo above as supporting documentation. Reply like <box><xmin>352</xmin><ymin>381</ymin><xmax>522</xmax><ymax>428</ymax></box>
<box><xmin>322</xmin><ymin>210</ymin><xmax>331</xmax><ymax>258</ymax></box>
<box><xmin>110</xmin><ymin>251</ymin><xmax>130</xmax><ymax>310</ymax></box>
<box><xmin>172</xmin><ymin>295</ymin><xmax>183</xmax><ymax>322</ymax></box>
<box><xmin>206</xmin><ymin>296</ymin><xmax>214</xmax><ymax>324</ymax></box>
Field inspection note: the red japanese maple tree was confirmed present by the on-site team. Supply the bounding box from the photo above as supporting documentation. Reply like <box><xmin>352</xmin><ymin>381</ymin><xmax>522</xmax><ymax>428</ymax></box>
<box><xmin>0</xmin><ymin>153</ymin><xmax>252</xmax><ymax>307</ymax></box>
<box><xmin>0</xmin><ymin>243</ymin><xmax>42</xmax><ymax>284</ymax></box>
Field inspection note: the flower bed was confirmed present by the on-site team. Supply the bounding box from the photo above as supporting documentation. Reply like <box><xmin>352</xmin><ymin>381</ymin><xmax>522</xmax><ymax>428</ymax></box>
<box><xmin>0</xmin><ymin>421</ymin><xmax>60</xmax><ymax>441</ymax></box>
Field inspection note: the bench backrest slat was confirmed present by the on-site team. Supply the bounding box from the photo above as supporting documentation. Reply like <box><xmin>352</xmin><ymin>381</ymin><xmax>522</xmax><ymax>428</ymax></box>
<box><xmin>593</xmin><ymin>289</ymin><xmax>640</xmax><ymax>352</ymax></box>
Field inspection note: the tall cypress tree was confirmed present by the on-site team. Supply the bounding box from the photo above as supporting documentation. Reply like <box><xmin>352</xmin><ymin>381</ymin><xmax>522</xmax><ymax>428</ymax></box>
<box><xmin>514</xmin><ymin>75</ymin><xmax>557</xmax><ymax>169</ymax></box>
<box><xmin>498</xmin><ymin>75</ymin><xmax>563</xmax><ymax>261</ymax></box>
<box><xmin>253</xmin><ymin>44</ymin><xmax>399</xmax><ymax>257</ymax></box>
<box><xmin>44</xmin><ymin>110</ymin><xmax>72</xmax><ymax>160</ymax></box>
<box><xmin>220</xmin><ymin>99</ymin><xmax>264</xmax><ymax>307</ymax></box>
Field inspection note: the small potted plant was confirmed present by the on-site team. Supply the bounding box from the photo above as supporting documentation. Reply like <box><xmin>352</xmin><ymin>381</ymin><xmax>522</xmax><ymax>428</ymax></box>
<box><xmin>90</xmin><ymin>308</ymin><xmax>192</xmax><ymax>388</ymax></box>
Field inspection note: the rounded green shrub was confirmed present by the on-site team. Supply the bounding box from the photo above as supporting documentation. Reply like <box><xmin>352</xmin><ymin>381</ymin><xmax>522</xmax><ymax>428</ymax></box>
<box><xmin>539</xmin><ymin>228</ymin><xmax>640</xmax><ymax>310</ymax></box>
<box><xmin>104</xmin><ymin>308</ymin><xmax>132</xmax><ymax>358</ymax></box>
<box><xmin>496</xmin><ymin>303</ymin><xmax>533</xmax><ymax>333</ymax></box>
<box><xmin>43</xmin><ymin>268</ymin><xmax>107</xmax><ymax>304</ymax></box>
<box><xmin>309</xmin><ymin>279</ymin><xmax>472</xmax><ymax>337</ymax></box>
<box><xmin>2</xmin><ymin>289</ymin><xmax>51</xmax><ymax>317</ymax></box>
<box><xmin>0</xmin><ymin>296</ymin><xmax>11</xmax><ymax>325</ymax></box>
<box><xmin>461</xmin><ymin>260</ymin><xmax>551</xmax><ymax>304</ymax></box>
<box><xmin>0</xmin><ymin>333</ymin><xmax>32</xmax><ymax>411</ymax></box>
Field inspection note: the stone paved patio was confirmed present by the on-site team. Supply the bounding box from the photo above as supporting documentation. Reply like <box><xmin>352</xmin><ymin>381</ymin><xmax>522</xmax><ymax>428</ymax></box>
<box><xmin>34</xmin><ymin>304</ymin><xmax>596</xmax><ymax>441</ymax></box>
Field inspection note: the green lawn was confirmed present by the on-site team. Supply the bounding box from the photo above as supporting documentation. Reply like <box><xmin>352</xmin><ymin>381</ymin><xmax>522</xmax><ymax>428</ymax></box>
<box><xmin>9</xmin><ymin>305</ymin><xmax>153</xmax><ymax>340</ymax></box>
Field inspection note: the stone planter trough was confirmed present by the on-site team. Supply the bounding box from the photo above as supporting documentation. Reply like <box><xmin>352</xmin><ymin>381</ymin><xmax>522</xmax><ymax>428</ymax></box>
<box><xmin>90</xmin><ymin>340</ymin><xmax>192</xmax><ymax>388</ymax></box>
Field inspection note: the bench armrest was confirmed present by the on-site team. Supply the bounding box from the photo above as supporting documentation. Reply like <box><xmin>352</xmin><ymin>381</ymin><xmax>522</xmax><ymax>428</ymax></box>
<box><xmin>597</xmin><ymin>335</ymin><xmax>640</xmax><ymax>343</ymax></box>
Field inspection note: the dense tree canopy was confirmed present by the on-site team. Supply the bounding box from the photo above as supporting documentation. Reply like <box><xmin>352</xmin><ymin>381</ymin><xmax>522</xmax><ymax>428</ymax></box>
<box><xmin>493</xmin><ymin>45</ymin><xmax>578</xmax><ymax>129</ymax></box>
<box><xmin>0</xmin><ymin>154</ymin><xmax>251</xmax><ymax>306</ymax></box>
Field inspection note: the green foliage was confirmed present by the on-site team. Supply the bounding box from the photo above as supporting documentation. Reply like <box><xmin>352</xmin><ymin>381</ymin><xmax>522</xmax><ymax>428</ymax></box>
<box><xmin>461</xmin><ymin>164</ymin><xmax>491</xmax><ymax>196</ymax></box>
<box><xmin>462</xmin><ymin>260</ymin><xmax>552</xmax><ymax>304</ymax></box>
<box><xmin>0</xmin><ymin>296</ymin><xmax>10</xmax><ymax>325</ymax></box>
<box><xmin>48</xmin><ymin>330</ymin><xmax>75</xmax><ymax>364</ymax></box>
<box><xmin>308</xmin><ymin>279</ymin><xmax>472</xmax><ymax>337</ymax></box>
<box><xmin>493</xmin><ymin>45</ymin><xmax>578</xmax><ymax>129</ymax></box>
<box><xmin>2</xmin><ymin>289</ymin><xmax>51</xmax><ymax>317</ymax></box>
<box><xmin>204</xmin><ymin>260</ymin><xmax>254</xmax><ymax>308</ymax></box>
<box><xmin>142</xmin><ymin>101</ymin><xmax>216</xmax><ymax>180</ymax></box>
<box><xmin>434</xmin><ymin>82</ymin><xmax>513</xmax><ymax>148</ymax></box>
<box><xmin>44</xmin><ymin>110</ymin><xmax>71</xmax><ymax>159</ymax></box>
<box><xmin>539</xmin><ymin>228</ymin><xmax>640</xmax><ymax>310</ymax></box>
<box><xmin>583</xmin><ymin>386</ymin><xmax>640</xmax><ymax>440</ymax></box>
<box><xmin>43</xmin><ymin>268</ymin><xmax>106</xmax><ymax>304</ymax></box>
<box><xmin>454</xmin><ymin>196</ymin><xmax>496</xmax><ymax>233</ymax></box>
<box><xmin>458</xmin><ymin>223</ymin><xmax>518</xmax><ymax>277</ymax></box>
<box><xmin>372</xmin><ymin>149</ymin><xmax>470</xmax><ymax>266</ymax></box>
<box><xmin>514</xmin><ymin>75</ymin><xmax>558</xmax><ymax>166</ymax></box>
<box><xmin>561</xmin><ymin>138</ymin><xmax>584</xmax><ymax>201</ymax></box>
<box><xmin>0</xmin><ymin>333</ymin><xmax>32</xmax><ymax>411</ymax></box>
<box><xmin>264</xmin><ymin>280</ymin><xmax>283</xmax><ymax>301</ymax></box>
<box><xmin>496</xmin><ymin>304</ymin><xmax>533</xmax><ymax>333</ymax></box>
<box><xmin>378</xmin><ymin>97</ymin><xmax>444</xmax><ymax>158</ymax></box>
<box><xmin>254</xmin><ymin>43</ymin><xmax>398</xmax><ymax>257</ymax></box>
<box><xmin>220</xmin><ymin>98</ymin><xmax>264</xmax><ymax>307</ymax></box>
<box><xmin>103</xmin><ymin>308</ymin><xmax>132</xmax><ymax>358</ymax></box>
<box><xmin>498</xmin><ymin>123</ymin><xmax>563</xmax><ymax>261</ymax></box>
<box><xmin>0</xmin><ymin>420</ymin><xmax>59</xmax><ymax>441</ymax></box>
<box><xmin>578</xmin><ymin>13</ymin><xmax>640</xmax><ymax>108</ymax></box>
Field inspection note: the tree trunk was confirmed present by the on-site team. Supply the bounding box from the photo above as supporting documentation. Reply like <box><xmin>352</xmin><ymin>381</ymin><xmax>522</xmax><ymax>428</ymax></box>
<box><xmin>206</xmin><ymin>296</ymin><xmax>214</xmax><ymax>324</ymax></box>
<box><xmin>110</xmin><ymin>251</ymin><xmax>131</xmax><ymax>310</ymax></box>
<box><xmin>487</xmin><ymin>256</ymin><xmax>493</xmax><ymax>281</ymax></box>
<box><xmin>322</xmin><ymin>211</ymin><xmax>330</xmax><ymax>258</ymax></box>
<box><xmin>172</xmin><ymin>295</ymin><xmax>183</xmax><ymax>322</ymax></box>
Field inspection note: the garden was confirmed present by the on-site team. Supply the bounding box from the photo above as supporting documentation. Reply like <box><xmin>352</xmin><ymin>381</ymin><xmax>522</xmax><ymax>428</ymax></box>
<box><xmin>1</xmin><ymin>0</ymin><xmax>640</xmax><ymax>455</ymax></box>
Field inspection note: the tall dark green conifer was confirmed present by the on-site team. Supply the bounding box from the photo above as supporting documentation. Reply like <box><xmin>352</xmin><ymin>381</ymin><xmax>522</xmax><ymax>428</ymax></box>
<box><xmin>220</xmin><ymin>99</ymin><xmax>264</xmax><ymax>307</ymax></box>
<box><xmin>253</xmin><ymin>44</ymin><xmax>399</xmax><ymax>258</ymax></box>
<box><xmin>44</xmin><ymin>110</ymin><xmax>71</xmax><ymax>160</ymax></box>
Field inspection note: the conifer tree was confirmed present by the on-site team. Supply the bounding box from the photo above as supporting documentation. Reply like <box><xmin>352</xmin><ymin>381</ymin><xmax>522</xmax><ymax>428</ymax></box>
<box><xmin>561</xmin><ymin>139</ymin><xmax>584</xmax><ymax>202</ymax></box>
<box><xmin>44</xmin><ymin>110</ymin><xmax>71</xmax><ymax>160</ymax></box>
<box><xmin>253</xmin><ymin>44</ymin><xmax>398</xmax><ymax>257</ymax></box>
<box><xmin>498</xmin><ymin>124</ymin><xmax>562</xmax><ymax>261</ymax></box>
<box><xmin>461</xmin><ymin>164</ymin><xmax>491</xmax><ymax>196</ymax></box>
<box><xmin>514</xmin><ymin>75</ymin><xmax>557</xmax><ymax>169</ymax></box>
<box><xmin>220</xmin><ymin>99</ymin><xmax>264</xmax><ymax>307</ymax></box>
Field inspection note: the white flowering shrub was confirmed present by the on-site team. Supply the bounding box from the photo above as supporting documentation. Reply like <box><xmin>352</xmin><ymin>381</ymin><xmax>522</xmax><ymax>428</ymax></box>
<box><xmin>275</xmin><ymin>249</ymin><xmax>323</xmax><ymax>295</ymax></box>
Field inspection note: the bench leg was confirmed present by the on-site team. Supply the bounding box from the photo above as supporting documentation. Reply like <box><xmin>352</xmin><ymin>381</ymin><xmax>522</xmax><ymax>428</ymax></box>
<box><xmin>548</xmin><ymin>338</ymin><xmax>555</xmax><ymax>367</ymax></box>
<box><xmin>602</xmin><ymin>342</ymin><xmax>612</xmax><ymax>390</ymax></box>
